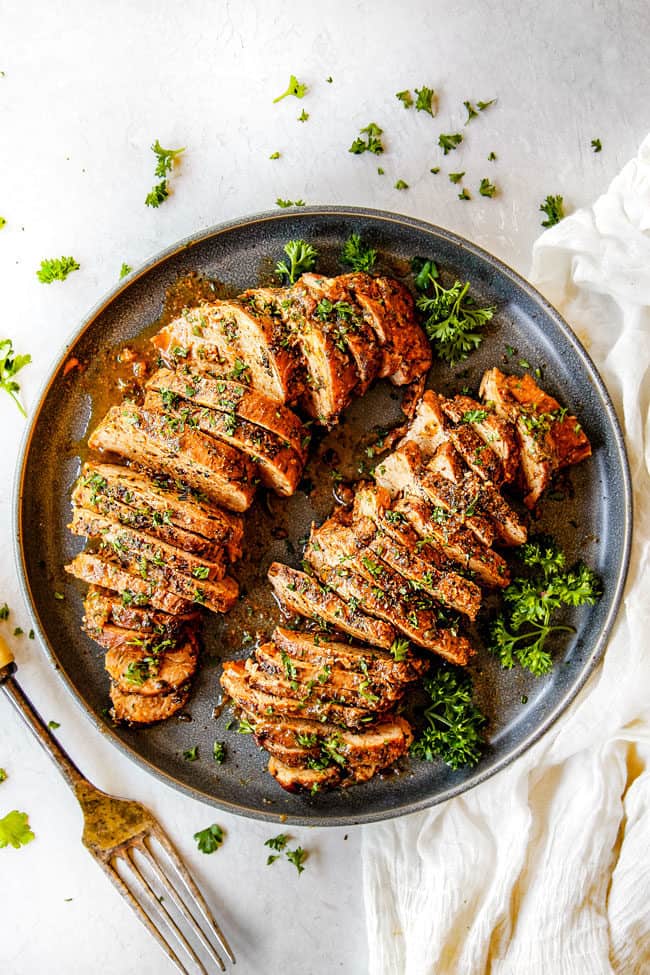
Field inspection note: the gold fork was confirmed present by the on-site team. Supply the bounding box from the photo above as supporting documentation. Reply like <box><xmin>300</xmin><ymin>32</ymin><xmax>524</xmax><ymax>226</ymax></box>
<box><xmin>0</xmin><ymin>642</ymin><xmax>235</xmax><ymax>974</ymax></box>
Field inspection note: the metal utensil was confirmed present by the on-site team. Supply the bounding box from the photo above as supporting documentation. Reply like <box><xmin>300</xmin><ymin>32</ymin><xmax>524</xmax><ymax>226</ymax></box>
<box><xmin>0</xmin><ymin>642</ymin><xmax>235</xmax><ymax>974</ymax></box>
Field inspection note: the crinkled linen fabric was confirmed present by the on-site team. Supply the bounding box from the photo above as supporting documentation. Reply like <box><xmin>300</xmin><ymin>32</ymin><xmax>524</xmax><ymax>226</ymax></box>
<box><xmin>362</xmin><ymin>135</ymin><xmax>650</xmax><ymax>975</ymax></box>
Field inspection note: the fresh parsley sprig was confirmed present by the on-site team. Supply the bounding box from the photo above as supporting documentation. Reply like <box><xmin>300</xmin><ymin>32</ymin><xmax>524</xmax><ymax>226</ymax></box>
<box><xmin>488</xmin><ymin>537</ymin><xmax>601</xmax><ymax>676</ymax></box>
<box><xmin>193</xmin><ymin>823</ymin><xmax>224</xmax><ymax>854</ymax></box>
<box><xmin>0</xmin><ymin>809</ymin><xmax>35</xmax><ymax>849</ymax></box>
<box><xmin>414</xmin><ymin>262</ymin><xmax>495</xmax><ymax>365</ymax></box>
<box><xmin>145</xmin><ymin>140</ymin><xmax>185</xmax><ymax>208</ymax></box>
<box><xmin>438</xmin><ymin>132</ymin><xmax>463</xmax><ymax>155</ymax></box>
<box><xmin>340</xmin><ymin>233</ymin><xmax>377</xmax><ymax>273</ymax></box>
<box><xmin>410</xmin><ymin>667</ymin><xmax>486</xmax><ymax>769</ymax></box>
<box><xmin>275</xmin><ymin>239</ymin><xmax>318</xmax><ymax>284</ymax></box>
<box><xmin>0</xmin><ymin>339</ymin><xmax>31</xmax><ymax>417</ymax></box>
<box><xmin>415</xmin><ymin>86</ymin><xmax>437</xmax><ymax>116</ymax></box>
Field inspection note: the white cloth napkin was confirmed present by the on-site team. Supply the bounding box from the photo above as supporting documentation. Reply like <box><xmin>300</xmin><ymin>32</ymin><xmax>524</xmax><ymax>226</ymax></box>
<box><xmin>362</xmin><ymin>135</ymin><xmax>650</xmax><ymax>975</ymax></box>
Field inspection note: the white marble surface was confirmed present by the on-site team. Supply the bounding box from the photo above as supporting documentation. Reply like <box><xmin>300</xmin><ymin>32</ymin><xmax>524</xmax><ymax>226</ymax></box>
<box><xmin>0</xmin><ymin>2</ymin><xmax>647</xmax><ymax>973</ymax></box>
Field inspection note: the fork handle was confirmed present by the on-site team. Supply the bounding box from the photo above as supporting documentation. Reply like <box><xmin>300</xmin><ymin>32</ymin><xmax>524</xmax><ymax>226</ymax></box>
<box><xmin>1</xmin><ymin>657</ymin><xmax>88</xmax><ymax>793</ymax></box>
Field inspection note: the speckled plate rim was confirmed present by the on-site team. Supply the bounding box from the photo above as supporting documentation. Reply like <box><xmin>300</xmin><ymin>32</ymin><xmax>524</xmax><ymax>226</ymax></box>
<box><xmin>13</xmin><ymin>205</ymin><xmax>633</xmax><ymax>827</ymax></box>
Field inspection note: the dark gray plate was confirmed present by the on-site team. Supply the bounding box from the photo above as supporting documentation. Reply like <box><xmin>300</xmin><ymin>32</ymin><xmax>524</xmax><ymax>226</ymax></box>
<box><xmin>14</xmin><ymin>207</ymin><xmax>631</xmax><ymax>826</ymax></box>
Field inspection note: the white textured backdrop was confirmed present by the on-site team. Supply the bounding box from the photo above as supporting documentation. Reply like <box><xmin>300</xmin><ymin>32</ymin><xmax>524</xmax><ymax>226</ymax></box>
<box><xmin>0</xmin><ymin>2</ymin><xmax>648</xmax><ymax>973</ymax></box>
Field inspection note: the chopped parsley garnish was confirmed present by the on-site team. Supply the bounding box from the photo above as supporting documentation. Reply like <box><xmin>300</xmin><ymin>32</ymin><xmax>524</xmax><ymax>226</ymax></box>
<box><xmin>377</xmin><ymin>167</ymin><xmax>385</xmax><ymax>175</ymax></box>
<box><xmin>458</xmin><ymin>188</ymin><xmax>471</xmax><ymax>201</ymax></box>
<box><xmin>264</xmin><ymin>833</ymin><xmax>289</xmax><ymax>852</ymax></box>
<box><xmin>269</xmin><ymin>151</ymin><xmax>281</xmax><ymax>160</ymax></box>
<box><xmin>237</xmin><ymin>717</ymin><xmax>255</xmax><ymax>734</ymax></box>
<box><xmin>479</xmin><ymin>178</ymin><xmax>497</xmax><ymax>198</ymax></box>
<box><xmin>54</xmin><ymin>591</ymin><xmax>65</xmax><ymax>601</ymax></box>
<box><xmin>47</xmin><ymin>720</ymin><xmax>60</xmax><ymax>730</ymax></box>
<box><xmin>430</xmin><ymin>166</ymin><xmax>440</xmax><ymax>174</ymax></box>
<box><xmin>394</xmin><ymin>179</ymin><xmax>409</xmax><ymax>190</ymax></box>
<box><xmin>340</xmin><ymin>232</ymin><xmax>377</xmax><ymax>273</ymax></box>
<box><xmin>286</xmin><ymin>846</ymin><xmax>308</xmax><ymax>875</ymax></box>
<box><xmin>192</xmin><ymin>565</ymin><xmax>210</xmax><ymax>580</ymax></box>
<box><xmin>488</xmin><ymin>536</ymin><xmax>601</xmax><ymax>676</ymax></box>
<box><xmin>438</xmin><ymin>132</ymin><xmax>463</xmax><ymax>155</ymax></box>
<box><xmin>416</xmin><ymin>264</ymin><xmax>495</xmax><ymax>364</ymax></box>
<box><xmin>0</xmin><ymin>604</ymin><xmax>10</xmax><ymax>620</ymax></box>
<box><xmin>275</xmin><ymin>198</ymin><xmax>306</xmax><ymax>208</ymax></box>
<box><xmin>36</xmin><ymin>257</ymin><xmax>80</xmax><ymax>284</ymax></box>
<box><xmin>275</xmin><ymin>239</ymin><xmax>318</xmax><ymax>284</ymax></box>
<box><xmin>0</xmin><ymin>340</ymin><xmax>31</xmax><ymax>416</ymax></box>
<box><xmin>0</xmin><ymin>810</ymin><xmax>35</xmax><ymax>849</ymax></box>
<box><xmin>411</xmin><ymin>666</ymin><xmax>486</xmax><ymax>768</ymax></box>
<box><xmin>297</xmin><ymin>109</ymin><xmax>309</xmax><ymax>122</ymax></box>
<box><xmin>349</xmin><ymin>122</ymin><xmax>384</xmax><ymax>155</ymax></box>
<box><xmin>488</xmin><ymin>151</ymin><xmax>497</xmax><ymax>161</ymax></box>
<box><xmin>193</xmin><ymin>823</ymin><xmax>224</xmax><ymax>854</ymax></box>
<box><xmin>0</xmin><ymin>769</ymin><xmax>6</xmax><ymax>783</ymax></box>
<box><xmin>591</xmin><ymin>138</ymin><xmax>602</xmax><ymax>153</ymax></box>
<box><xmin>273</xmin><ymin>75</ymin><xmax>308</xmax><ymax>103</ymax></box>
<box><xmin>463</xmin><ymin>100</ymin><xmax>478</xmax><ymax>123</ymax></box>
<box><xmin>119</xmin><ymin>263</ymin><xmax>132</xmax><ymax>278</ymax></box>
<box><xmin>0</xmin><ymin>217</ymin><xmax>5</xmax><ymax>229</ymax></box>
<box><xmin>448</xmin><ymin>172</ymin><xmax>465</xmax><ymax>184</ymax></box>
<box><xmin>145</xmin><ymin>182</ymin><xmax>169</xmax><ymax>208</ymax></box>
<box><xmin>396</xmin><ymin>90</ymin><xmax>413</xmax><ymax>108</ymax></box>
<box><xmin>540</xmin><ymin>195</ymin><xmax>565</xmax><ymax>228</ymax></box>
<box><xmin>415</xmin><ymin>85</ymin><xmax>437</xmax><ymax>116</ymax></box>
<box><xmin>326</xmin><ymin>76</ymin><xmax>333</xmax><ymax>83</ymax></box>
<box><xmin>183</xmin><ymin>745</ymin><xmax>199</xmax><ymax>761</ymax></box>
<box><xmin>461</xmin><ymin>409</ymin><xmax>488</xmax><ymax>423</ymax></box>
<box><xmin>477</xmin><ymin>99</ymin><xmax>496</xmax><ymax>111</ymax></box>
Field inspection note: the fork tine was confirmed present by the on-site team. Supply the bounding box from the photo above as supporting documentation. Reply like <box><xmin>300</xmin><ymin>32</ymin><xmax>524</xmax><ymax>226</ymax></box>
<box><xmin>150</xmin><ymin>825</ymin><xmax>236</xmax><ymax>965</ymax></box>
<box><xmin>139</xmin><ymin>840</ymin><xmax>227</xmax><ymax>972</ymax></box>
<box><xmin>96</xmin><ymin>856</ymin><xmax>191</xmax><ymax>975</ymax></box>
<box><xmin>125</xmin><ymin>847</ymin><xmax>213</xmax><ymax>975</ymax></box>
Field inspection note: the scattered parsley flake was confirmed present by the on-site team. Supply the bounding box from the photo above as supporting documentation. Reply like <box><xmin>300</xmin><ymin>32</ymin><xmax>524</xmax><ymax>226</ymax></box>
<box><xmin>377</xmin><ymin>167</ymin><xmax>385</xmax><ymax>175</ymax></box>
<box><xmin>415</xmin><ymin>85</ymin><xmax>437</xmax><ymax>116</ymax></box>
<box><xmin>479</xmin><ymin>178</ymin><xmax>497</xmax><ymax>198</ymax></box>
<box><xmin>0</xmin><ymin>810</ymin><xmax>35</xmax><ymax>849</ymax></box>
<box><xmin>212</xmin><ymin>741</ymin><xmax>226</xmax><ymax>764</ymax></box>
<box><xmin>54</xmin><ymin>591</ymin><xmax>65</xmax><ymax>601</ymax></box>
<box><xmin>390</xmin><ymin>638</ymin><xmax>410</xmax><ymax>662</ymax></box>
<box><xmin>448</xmin><ymin>172</ymin><xmax>465</xmax><ymax>184</ymax></box>
<box><xmin>269</xmin><ymin>151</ymin><xmax>281</xmax><ymax>160</ymax></box>
<box><xmin>396</xmin><ymin>90</ymin><xmax>413</xmax><ymax>108</ymax></box>
<box><xmin>463</xmin><ymin>100</ymin><xmax>479</xmax><ymax>123</ymax></box>
<box><xmin>438</xmin><ymin>132</ymin><xmax>463</xmax><ymax>155</ymax></box>
<box><xmin>394</xmin><ymin>179</ymin><xmax>409</xmax><ymax>190</ymax></box>
<box><xmin>488</xmin><ymin>151</ymin><xmax>497</xmax><ymax>161</ymax></box>
<box><xmin>430</xmin><ymin>166</ymin><xmax>440</xmax><ymax>174</ymax></box>
<box><xmin>0</xmin><ymin>604</ymin><xmax>9</xmax><ymax>620</ymax></box>
<box><xmin>275</xmin><ymin>198</ymin><xmax>305</xmax><ymax>208</ymax></box>
<box><xmin>193</xmin><ymin>824</ymin><xmax>224</xmax><ymax>854</ymax></box>
<box><xmin>151</xmin><ymin>140</ymin><xmax>185</xmax><ymax>179</ymax></box>
<box><xmin>0</xmin><ymin>340</ymin><xmax>31</xmax><ymax>417</ymax></box>
<box><xmin>297</xmin><ymin>109</ymin><xmax>309</xmax><ymax>122</ymax></box>
<box><xmin>273</xmin><ymin>75</ymin><xmax>308</xmax><ymax>103</ymax></box>
<box><xmin>119</xmin><ymin>263</ymin><xmax>132</xmax><ymax>279</ymax></box>
<box><xmin>237</xmin><ymin>718</ymin><xmax>255</xmax><ymax>734</ymax></box>
<box><xmin>183</xmin><ymin>745</ymin><xmax>199</xmax><ymax>761</ymax></box>
<box><xmin>458</xmin><ymin>188</ymin><xmax>471</xmax><ymax>200</ymax></box>
<box><xmin>0</xmin><ymin>217</ymin><xmax>5</xmax><ymax>229</ymax></box>
<box><xmin>145</xmin><ymin>182</ymin><xmax>169</xmax><ymax>208</ymax></box>
<box><xmin>264</xmin><ymin>833</ymin><xmax>289</xmax><ymax>852</ymax></box>
<box><xmin>349</xmin><ymin>122</ymin><xmax>384</xmax><ymax>155</ymax></box>
<box><xmin>540</xmin><ymin>195</ymin><xmax>565</xmax><ymax>227</ymax></box>
<box><xmin>37</xmin><ymin>257</ymin><xmax>79</xmax><ymax>284</ymax></box>
<box><xmin>286</xmin><ymin>846</ymin><xmax>308</xmax><ymax>875</ymax></box>
<box><xmin>591</xmin><ymin>138</ymin><xmax>602</xmax><ymax>153</ymax></box>
<box><xmin>326</xmin><ymin>76</ymin><xmax>333</xmax><ymax>84</ymax></box>
<box><xmin>0</xmin><ymin>769</ymin><xmax>6</xmax><ymax>783</ymax></box>
<box><xmin>28</xmin><ymin>630</ymin><xmax>34</xmax><ymax>640</ymax></box>
<box><xmin>47</xmin><ymin>720</ymin><xmax>60</xmax><ymax>730</ymax></box>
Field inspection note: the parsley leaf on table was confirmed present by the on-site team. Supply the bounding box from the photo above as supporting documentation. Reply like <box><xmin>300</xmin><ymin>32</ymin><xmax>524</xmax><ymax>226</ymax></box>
<box><xmin>119</xmin><ymin>262</ymin><xmax>132</xmax><ymax>279</ymax></box>
<box><xmin>0</xmin><ymin>339</ymin><xmax>31</xmax><ymax>416</ymax></box>
<box><xmin>286</xmin><ymin>846</ymin><xmax>308</xmax><ymax>875</ymax></box>
<box><xmin>36</xmin><ymin>257</ymin><xmax>79</xmax><ymax>283</ymax></box>
<box><xmin>0</xmin><ymin>810</ymin><xmax>35</xmax><ymax>849</ymax></box>
<box><xmin>479</xmin><ymin>178</ymin><xmax>497</xmax><ymax>197</ymax></box>
<box><xmin>396</xmin><ymin>89</ymin><xmax>413</xmax><ymax>108</ymax></box>
<box><xmin>591</xmin><ymin>138</ymin><xmax>602</xmax><ymax>152</ymax></box>
<box><xmin>415</xmin><ymin>85</ymin><xmax>437</xmax><ymax>116</ymax></box>
<box><xmin>448</xmin><ymin>172</ymin><xmax>465</xmax><ymax>184</ymax></box>
<box><xmin>349</xmin><ymin>122</ymin><xmax>384</xmax><ymax>155</ymax></box>
<box><xmin>488</xmin><ymin>536</ymin><xmax>601</xmax><ymax>676</ymax></box>
<box><xmin>145</xmin><ymin>141</ymin><xmax>185</xmax><ymax>208</ymax></box>
<box><xmin>193</xmin><ymin>824</ymin><xmax>224</xmax><ymax>854</ymax></box>
<box><xmin>275</xmin><ymin>239</ymin><xmax>318</xmax><ymax>284</ymax></box>
<box><xmin>438</xmin><ymin>132</ymin><xmax>463</xmax><ymax>155</ymax></box>
<box><xmin>212</xmin><ymin>741</ymin><xmax>226</xmax><ymax>764</ymax></box>
<box><xmin>540</xmin><ymin>194</ymin><xmax>565</xmax><ymax>227</ymax></box>
<box><xmin>273</xmin><ymin>75</ymin><xmax>308</xmax><ymax>103</ymax></box>
<box><xmin>410</xmin><ymin>667</ymin><xmax>486</xmax><ymax>769</ymax></box>
<box><xmin>340</xmin><ymin>233</ymin><xmax>377</xmax><ymax>273</ymax></box>
<box><xmin>275</xmin><ymin>198</ymin><xmax>305</xmax><ymax>208</ymax></box>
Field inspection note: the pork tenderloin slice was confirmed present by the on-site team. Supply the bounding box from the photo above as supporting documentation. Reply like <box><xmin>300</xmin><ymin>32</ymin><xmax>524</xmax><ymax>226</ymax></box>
<box><xmin>78</xmin><ymin>462</ymin><xmax>243</xmax><ymax>559</ymax></box>
<box><xmin>102</xmin><ymin>631</ymin><xmax>199</xmax><ymax>697</ymax></box>
<box><xmin>272</xmin><ymin>626</ymin><xmax>428</xmax><ymax>684</ymax></box>
<box><xmin>267</xmin><ymin>562</ymin><xmax>396</xmax><ymax>649</ymax></box>
<box><xmin>440</xmin><ymin>394</ymin><xmax>519</xmax><ymax>483</ymax></box>
<box><xmin>146</xmin><ymin>366</ymin><xmax>308</xmax><ymax>458</ymax></box>
<box><xmin>66</xmin><ymin>553</ymin><xmax>194</xmax><ymax>615</ymax></box>
<box><xmin>220</xmin><ymin>660</ymin><xmax>375</xmax><ymax>730</ymax></box>
<box><xmin>83</xmin><ymin>586</ymin><xmax>198</xmax><ymax>640</ymax></box>
<box><xmin>110</xmin><ymin>682</ymin><xmax>191</xmax><ymax>725</ymax></box>
<box><xmin>88</xmin><ymin>405</ymin><xmax>256</xmax><ymax>512</ymax></box>
<box><xmin>141</xmin><ymin>391</ymin><xmax>302</xmax><ymax>497</ymax></box>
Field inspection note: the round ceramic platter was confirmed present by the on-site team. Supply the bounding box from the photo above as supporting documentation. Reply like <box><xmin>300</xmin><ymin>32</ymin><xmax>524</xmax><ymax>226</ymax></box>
<box><xmin>14</xmin><ymin>207</ymin><xmax>631</xmax><ymax>826</ymax></box>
